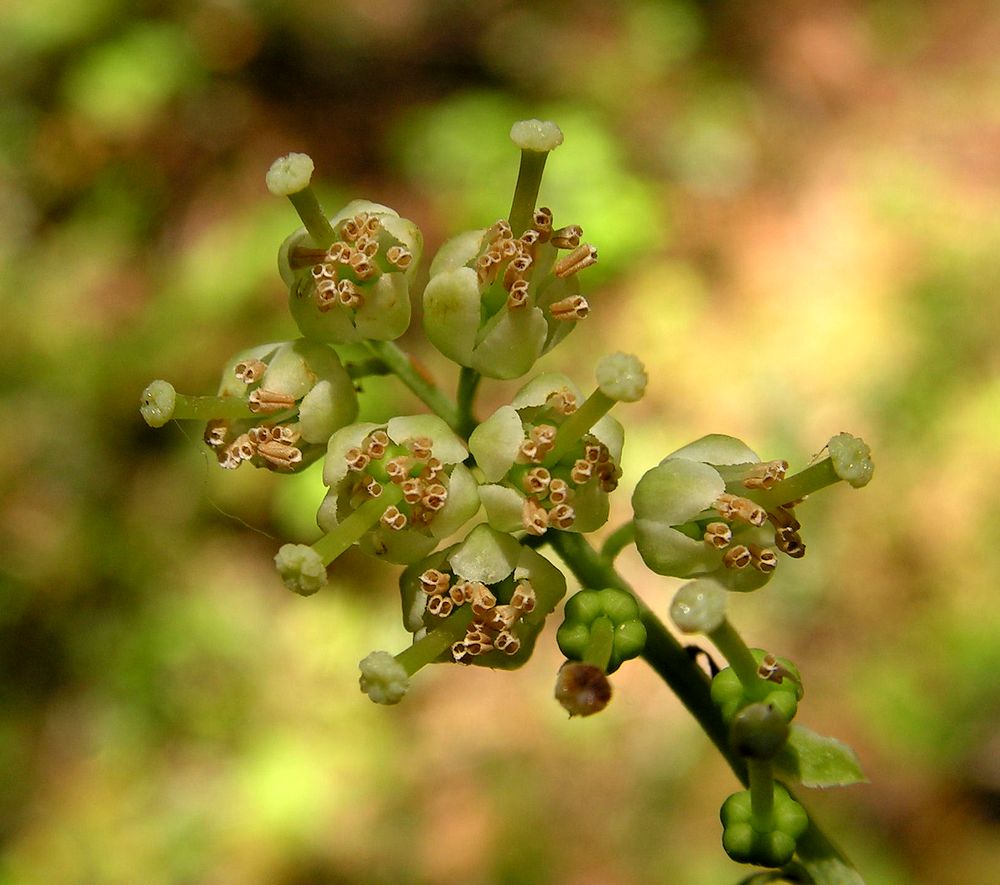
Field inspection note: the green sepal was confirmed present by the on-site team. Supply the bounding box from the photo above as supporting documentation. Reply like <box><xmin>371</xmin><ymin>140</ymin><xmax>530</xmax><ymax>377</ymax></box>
<box><xmin>711</xmin><ymin>649</ymin><xmax>803</xmax><ymax>724</ymax></box>
<box><xmin>721</xmin><ymin>785</ymin><xmax>808</xmax><ymax>868</ymax></box>
<box><xmin>556</xmin><ymin>588</ymin><xmax>647</xmax><ymax>673</ymax></box>
<box><xmin>774</xmin><ymin>724</ymin><xmax>868</xmax><ymax>789</ymax></box>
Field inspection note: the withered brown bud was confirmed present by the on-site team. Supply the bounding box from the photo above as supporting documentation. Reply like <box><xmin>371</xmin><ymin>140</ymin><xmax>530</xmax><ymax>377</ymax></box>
<box><xmin>554</xmin><ymin>661</ymin><xmax>612</xmax><ymax>717</ymax></box>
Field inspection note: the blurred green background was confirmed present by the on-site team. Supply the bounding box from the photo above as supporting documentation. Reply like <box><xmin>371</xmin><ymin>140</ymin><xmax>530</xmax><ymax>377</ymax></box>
<box><xmin>2</xmin><ymin>1</ymin><xmax>1000</xmax><ymax>882</ymax></box>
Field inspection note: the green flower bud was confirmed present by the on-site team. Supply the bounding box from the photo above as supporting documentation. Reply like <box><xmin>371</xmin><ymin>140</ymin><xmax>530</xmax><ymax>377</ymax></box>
<box><xmin>279</xmin><ymin>200</ymin><xmax>423</xmax><ymax>345</ymax></box>
<box><xmin>140</xmin><ymin>380</ymin><xmax>176</xmax><ymax>427</ymax></box>
<box><xmin>595</xmin><ymin>352</ymin><xmax>647</xmax><ymax>403</ymax></box>
<box><xmin>633</xmin><ymin>435</ymin><xmax>796</xmax><ymax>592</ymax></box>
<box><xmin>828</xmin><ymin>432</ymin><xmax>874</xmax><ymax>488</ymax></box>
<box><xmin>358</xmin><ymin>650</ymin><xmax>410</xmax><ymax>705</ymax></box>
<box><xmin>274</xmin><ymin>543</ymin><xmax>327</xmax><ymax>596</ymax></box>
<box><xmin>423</xmin><ymin>208</ymin><xmax>598</xmax><ymax>379</ymax></box>
<box><xmin>669</xmin><ymin>578</ymin><xmax>727</xmax><ymax>634</ymax></box>
<box><xmin>398</xmin><ymin>525</ymin><xmax>566</xmax><ymax>670</ymax></box>
<box><xmin>557</xmin><ymin>588</ymin><xmax>647</xmax><ymax>673</ymax></box>
<box><xmin>730</xmin><ymin>702</ymin><xmax>791</xmax><ymax>760</ymax></box>
<box><xmin>711</xmin><ymin>648</ymin><xmax>803</xmax><ymax>724</ymax></box>
<box><xmin>469</xmin><ymin>374</ymin><xmax>623</xmax><ymax>537</ymax></box>
<box><xmin>720</xmin><ymin>785</ymin><xmax>808</xmax><ymax>868</ymax></box>
<box><xmin>317</xmin><ymin>415</ymin><xmax>480</xmax><ymax>565</ymax></box>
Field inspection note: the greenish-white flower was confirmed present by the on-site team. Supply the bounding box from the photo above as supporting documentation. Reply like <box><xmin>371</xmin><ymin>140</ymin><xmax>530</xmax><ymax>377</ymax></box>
<box><xmin>422</xmin><ymin>210</ymin><xmax>598</xmax><ymax>379</ymax></box>
<box><xmin>469</xmin><ymin>374</ymin><xmax>623</xmax><ymax>536</ymax></box>
<box><xmin>279</xmin><ymin>200</ymin><xmax>423</xmax><ymax>344</ymax></box>
<box><xmin>317</xmin><ymin>415</ymin><xmax>480</xmax><ymax>565</ymax></box>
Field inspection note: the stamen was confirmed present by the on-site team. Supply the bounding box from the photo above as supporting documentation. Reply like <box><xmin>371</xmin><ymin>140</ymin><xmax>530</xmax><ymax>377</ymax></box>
<box><xmin>494</xmin><ymin>630</ymin><xmax>521</xmax><ymax>656</ymax></box>
<box><xmin>484</xmin><ymin>220</ymin><xmax>513</xmax><ymax>243</ymax></box>
<box><xmin>204</xmin><ymin>420</ymin><xmax>229</xmax><ymax>448</ymax></box>
<box><xmin>571</xmin><ymin>459</ymin><xmax>594</xmax><ymax>484</ymax></box>
<box><xmin>768</xmin><ymin>506</ymin><xmax>801</xmax><ymax>532</ymax></box>
<box><xmin>349</xmin><ymin>252</ymin><xmax>377</xmax><ymax>281</ymax></box>
<box><xmin>517</xmin><ymin>439</ymin><xmax>541</xmax><ymax>464</ymax></box>
<box><xmin>510</xmin><ymin>581</ymin><xmax>536</xmax><ymax>613</ymax></box>
<box><xmin>345</xmin><ymin>447</ymin><xmax>370</xmax><ymax>472</ymax></box>
<box><xmin>704</xmin><ymin>522</ymin><xmax>732</xmax><ymax>549</ymax></box>
<box><xmin>546</xmin><ymin>389</ymin><xmax>578</xmax><ymax>415</ymax></box>
<box><xmin>451</xmin><ymin>641</ymin><xmax>471</xmax><ymax>662</ymax></box>
<box><xmin>365</xmin><ymin>430</ymin><xmax>390</xmax><ymax>459</ymax></box>
<box><xmin>315</xmin><ymin>278</ymin><xmax>338</xmax><ymax>311</ymax></box>
<box><xmin>484</xmin><ymin>605</ymin><xmax>518</xmax><ymax>632</ymax></box>
<box><xmin>362</xmin><ymin>477</ymin><xmax>383</xmax><ymax>498</ymax></box>
<box><xmin>522</xmin><ymin>498</ymin><xmax>549</xmax><ymax>535</ymax></box>
<box><xmin>532</xmin><ymin>207</ymin><xmax>553</xmax><ymax>241</ymax></box>
<box><xmin>550</xmin><ymin>224</ymin><xmax>583</xmax><ymax>249</ymax></box>
<box><xmin>476</xmin><ymin>252</ymin><xmax>502</xmax><ymax>286</ymax></box>
<box><xmin>758</xmin><ymin>654</ymin><xmax>798</xmax><ymax>687</ymax></box>
<box><xmin>248</xmin><ymin>388</ymin><xmax>297</xmax><ymax>414</ymax></box>
<box><xmin>722</xmin><ymin>545</ymin><xmax>752</xmax><ymax>569</ymax></box>
<box><xmin>503</xmin><ymin>254</ymin><xmax>533</xmax><ymax>290</ymax></box>
<box><xmin>234</xmin><ymin>359</ymin><xmax>268</xmax><ymax>384</ymax></box>
<box><xmin>549</xmin><ymin>295</ymin><xmax>590</xmax><ymax>321</ymax></box>
<box><xmin>380</xmin><ymin>506</ymin><xmax>408</xmax><ymax>531</ymax></box>
<box><xmin>408</xmin><ymin>436</ymin><xmax>434</xmax><ymax>460</ymax></box>
<box><xmin>354</xmin><ymin>235</ymin><xmax>378</xmax><ymax>258</ymax></box>
<box><xmin>400</xmin><ymin>478</ymin><xmax>424</xmax><ymax>505</ymax></box>
<box><xmin>469</xmin><ymin>582</ymin><xmax>497</xmax><ymax>616</ymax></box>
<box><xmin>522</xmin><ymin>466</ymin><xmax>551</xmax><ymax>496</ymax></box>
<box><xmin>549</xmin><ymin>503</ymin><xmax>576</xmax><ymax>529</ymax></box>
<box><xmin>386</xmin><ymin>245</ymin><xmax>412</xmax><ymax>270</ymax></box>
<box><xmin>419</xmin><ymin>569</ymin><xmax>451</xmax><ymax>595</ymax></box>
<box><xmin>553</xmin><ymin>244</ymin><xmax>598</xmax><ymax>278</ymax></box>
<box><xmin>743</xmin><ymin>460</ymin><xmax>789</xmax><ymax>490</ymax></box>
<box><xmin>257</xmin><ymin>439</ymin><xmax>303</xmax><ymax>470</ymax></box>
<box><xmin>311</xmin><ymin>263</ymin><xmax>334</xmax><ymax>281</ymax></box>
<box><xmin>715</xmin><ymin>493</ymin><xmax>767</xmax><ymax>527</ymax></box>
<box><xmin>548</xmin><ymin>479</ymin><xmax>572</xmax><ymax>505</ymax></box>
<box><xmin>427</xmin><ymin>594</ymin><xmax>453</xmax><ymax>617</ymax></box>
<box><xmin>749</xmin><ymin>544</ymin><xmax>778</xmax><ymax>573</ymax></box>
<box><xmin>421</xmin><ymin>483</ymin><xmax>448</xmax><ymax>512</ymax></box>
<box><xmin>449</xmin><ymin>582</ymin><xmax>470</xmax><ymax>605</ymax></box>
<box><xmin>385</xmin><ymin>457</ymin><xmax>410</xmax><ymax>483</ymax></box>
<box><xmin>775</xmin><ymin>527</ymin><xmax>806</xmax><ymax>559</ymax></box>
<box><xmin>507</xmin><ymin>279</ymin><xmax>530</xmax><ymax>309</ymax></box>
<box><xmin>337</xmin><ymin>279</ymin><xmax>363</xmax><ymax>309</ymax></box>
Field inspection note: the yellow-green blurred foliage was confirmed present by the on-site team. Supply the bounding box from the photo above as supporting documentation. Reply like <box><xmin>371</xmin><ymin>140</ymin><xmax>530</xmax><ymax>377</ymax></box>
<box><xmin>2</xmin><ymin>1</ymin><xmax>1000</xmax><ymax>883</ymax></box>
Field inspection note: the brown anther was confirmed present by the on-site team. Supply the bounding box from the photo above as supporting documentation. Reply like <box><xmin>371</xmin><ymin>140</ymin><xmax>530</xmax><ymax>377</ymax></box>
<box><xmin>386</xmin><ymin>245</ymin><xmax>412</xmax><ymax>270</ymax></box>
<box><xmin>468</xmin><ymin>582</ymin><xmax>496</xmax><ymax>616</ymax></box>
<box><xmin>232</xmin><ymin>432</ymin><xmax>256</xmax><ymax>462</ymax></box>
<box><xmin>553</xmin><ymin>243</ymin><xmax>598</xmax><ymax>278</ymax></box>
<box><xmin>423</xmin><ymin>456</ymin><xmax>444</xmax><ymax>481</ymax></box>
<box><xmin>451</xmin><ymin>641</ymin><xmax>471</xmax><ymax>663</ymax></box>
<box><xmin>503</xmin><ymin>254</ymin><xmax>533</xmax><ymax>290</ymax></box>
<box><xmin>246</xmin><ymin>426</ymin><xmax>271</xmax><ymax>445</ymax></box>
<box><xmin>204</xmin><ymin>420</ymin><xmax>229</xmax><ymax>448</ymax></box>
<box><xmin>517</xmin><ymin>439</ymin><xmax>541</xmax><ymax>464</ymax></box>
<box><xmin>476</xmin><ymin>252</ymin><xmax>502</xmax><ymax>286</ymax></box>
<box><xmin>462</xmin><ymin>637</ymin><xmax>493</xmax><ymax>657</ymax></box>
<box><xmin>354</xmin><ymin>235</ymin><xmax>378</xmax><ymax>258</ymax></box>
<box><xmin>340</xmin><ymin>214</ymin><xmax>370</xmax><ymax>242</ymax></box>
<box><xmin>758</xmin><ymin>654</ymin><xmax>799</xmax><ymax>688</ymax></box>
<box><xmin>494</xmin><ymin>630</ymin><xmax>521</xmax><ymax>656</ymax></box>
<box><xmin>532</xmin><ymin>207</ymin><xmax>553</xmax><ymax>241</ymax></box>
<box><xmin>427</xmin><ymin>594</ymin><xmax>453</xmax><ymax>617</ymax></box>
<box><xmin>311</xmin><ymin>263</ymin><xmax>334</xmax><ymax>281</ymax></box>
<box><xmin>522</xmin><ymin>497</ymin><xmax>549</xmax><ymax>535</ymax></box>
<box><xmin>326</xmin><ymin>242</ymin><xmax>350</xmax><ymax>263</ymax></box>
<box><xmin>749</xmin><ymin>544</ymin><xmax>778</xmax><ymax>574</ymax></box>
<box><xmin>385</xmin><ymin>456</ymin><xmax>410</xmax><ymax>483</ymax></box>
<box><xmin>704</xmin><ymin>522</ymin><xmax>732</xmax><ymax>549</ymax></box>
<box><xmin>550</xmin><ymin>224</ymin><xmax>583</xmax><ymax>250</ymax></box>
<box><xmin>407</xmin><ymin>436</ymin><xmax>434</xmax><ymax>460</ymax></box>
<box><xmin>400</xmin><ymin>478</ymin><xmax>424</xmax><ymax>505</ymax></box>
<box><xmin>234</xmin><ymin>359</ymin><xmax>268</xmax><ymax>384</ymax></box>
<box><xmin>546</xmin><ymin>389</ymin><xmax>578</xmax><ymax>415</ymax></box>
<box><xmin>449</xmin><ymin>582</ymin><xmax>470</xmax><ymax>605</ymax></box>
<box><xmin>571</xmin><ymin>459</ymin><xmax>594</xmax><ymax>484</ymax></box>
<box><xmin>345</xmin><ymin>447</ymin><xmax>370</xmax><ymax>472</ymax></box>
<box><xmin>380</xmin><ymin>505</ymin><xmax>408</xmax><ymax>531</ymax></box>
<box><xmin>598</xmin><ymin>465</ymin><xmax>620</xmax><ymax>493</ymax></box>
<box><xmin>422</xmin><ymin>483</ymin><xmax>448</xmax><ymax>512</ymax></box>
<box><xmin>715</xmin><ymin>493</ymin><xmax>767</xmax><ymax>527</ymax></box>
<box><xmin>722</xmin><ymin>545</ymin><xmax>752</xmax><ymax>569</ymax></box>
<box><xmin>522</xmin><ymin>466</ymin><xmax>551</xmax><ymax>496</ymax></box>
<box><xmin>483</xmin><ymin>605</ymin><xmax>518</xmax><ymax>632</ymax></box>
<box><xmin>506</xmin><ymin>279</ymin><xmax>530</xmax><ymax>309</ymax></box>
<box><xmin>510</xmin><ymin>581</ymin><xmax>536</xmax><ymax>613</ymax></box>
<box><xmin>365</xmin><ymin>430</ymin><xmax>390</xmax><ymax>459</ymax></box>
<box><xmin>768</xmin><ymin>506</ymin><xmax>801</xmax><ymax>533</ymax></box>
<box><xmin>419</xmin><ymin>568</ymin><xmax>451</xmax><ymax>595</ymax></box>
<box><xmin>775</xmin><ymin>527</ymin><xmax>806</xmax><ymax>558</ymax></box>
<box><xmin>362</xmin><ymin>477</ymin><xmax>383</xmax><ymax>498</ymax></box>
<box><xmin>531</xmin><ymin>424</ymin><xmax>557</xmax><ymax>448</ymax></box>
<box><xmin>548</xmin><ymin>479</ymin><xmax>573</xmax><ymax>505</ymax></box>
<box><xmin>349</xmin><ymin>253</ymin><xmax>377</xmax><ymax>281</ymax></box>
<box><xmin>248</xmin><ymin>388</ymin><xmax>296</xmax><ymax>414</ymax></box>
<box><xmin>583</xmin><ymin>443</ymin><xmax>603</xmax><ymax>464</ymax></box>
<box><xmin>518</xmin><ymin>229</ymin><xmax>541</xmax><ymax>251</ymax></box>
<box><xmin>315</xmin><ymin>278</ymin><xmax>338</xmax><ymax>311</ymax></box>
<box><xmin>484</xmin><ymin>219</ymin><xmax>513</xmax><ymax>243</ymax></box>
<box><xmin>743</xmin><ymin>460</ymin><xmax>789</xmax><ymax>490</ymax></box>
<box><xmin>549</xmin><ymin>503</ymin><xmax>576</xmax><ymax>529</ymax></box>
<box><xmin>549</xmin><ymin>295</ymin><xmax>591</xmax><ymax>321</ymax></box>
<box><xmin>337</xmin><ymin>279</ymin><xmax>363</xmax><ymax>309</ymax></box>
<box><xmin>218</xmin><ymin>450</ymin><xmax>241</xmax><ymax>470</ymax></box>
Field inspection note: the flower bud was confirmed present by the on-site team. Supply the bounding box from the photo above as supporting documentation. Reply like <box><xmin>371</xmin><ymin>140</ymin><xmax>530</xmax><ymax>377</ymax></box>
<box><xmin>557</xmin><ymin>588</ymin><xmax>647</xmax><ymax>673</ymax></box>
<box><xmin>359</xmin><ymin>650</ymin><xmax>410</xmax><ymax>705</ymax></box>
<box><xmin>554</xmin><ymin>661</ymin><xmax>612</xmax><ymax>717</ymax></box>
<box><xmin>140</xmin><ymin>380</ymin><xmax>176</xmax><ymax>427</ymax></box>
<box><xmin>510</xmin><ymin>119</ymin><xmax>564</xmax><ymax>153</ymax></box>
<box><xmin>595</xmin><ymin>352</ymin><xmax>647</xmax><ymax>403</ymax></box>
<box><xmin>828</xmin><ymin>432</ymin><xmax>874</xmax><ymax>488</ymax></box>
<box><xmin>730</xmin><ymin>702</ymin><xmax>790</xmax><ymax>760</ymax></box>
<box><xmin>265</xmin><ymin>152</ymin><xmax>314</xmax><ymax>196</ymax></box>
<box><xmin>274</xmin><ymin>543</ymin><xmax>327</xmax><ymax>596</ymax></box>
<box><xmin>669</xmin><ymin>579</ymin><xmax>727</xmax><ymax>634</ymax></box>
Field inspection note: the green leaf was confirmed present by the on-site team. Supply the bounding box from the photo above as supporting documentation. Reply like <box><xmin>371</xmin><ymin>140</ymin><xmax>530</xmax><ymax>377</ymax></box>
<box><xmin>775</xmin><ymin>725</ymin><xmax>868</xmax><ymax>788</ymax></box>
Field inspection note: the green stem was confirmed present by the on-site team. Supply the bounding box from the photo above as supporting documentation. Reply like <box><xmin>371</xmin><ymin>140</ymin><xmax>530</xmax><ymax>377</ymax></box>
<box><xmin>287</xmin><ymin>187</ymin><xmax>337</xmax><ymax>249</ymax></box>
<box><xmin>173</xmin><ymin>393</ymin><xmax>256</xmax><ymax>421</ymax></box>
<box><xmin>601</xmin><ymin>521</ymin><xmax>636</xmax><ymax>562</ymax></box>
<box><xmin>583</xmin><ymin>616</ymin><xmax>615</xmax><ymax>670</ymax></box>
<box><xmin>546</xmin><ymin>388</ymin><xmax>616</xmax><ymax>465</ymax></box>
<box><xmin>508</xmin><ymin>149</ymin><xmax>549</xmax><ymax>236</ymax></box>
<box><xmin>748</xmin><ymin>759</ymin><xmax>775</xmax><ymax>832</ymax></box>
<box><xmin>545</xmin><ymin>530</ymin><xmax>863</xmax><ymax>884</ymax></box>
<box><xmin>752</xmin><ymin>457</ymin><xmax>840</xmax><ymax>509</ymax></box>
<box><xmin>312</xmin><ymin>485</ymin><xmax>403</xmax><ymax>565</ymax></box>
<box><xmin>707</xmin><ymin>619</ymin><xmax>761</xmax><ymax>692</ymax></box>
<box><xmin>395</xmin><ymin>606</ymin><xmax>476</xmax><ymax>676</ymax></box>
<box><xmin>366</xmin><ymin>340</ymin><xmax>460</xmax><ymax>431</ymax></box>
<box><xmin>456</xmin><ymin>367</ymin><xmax>482</xmax><ymax>439</ymax></box>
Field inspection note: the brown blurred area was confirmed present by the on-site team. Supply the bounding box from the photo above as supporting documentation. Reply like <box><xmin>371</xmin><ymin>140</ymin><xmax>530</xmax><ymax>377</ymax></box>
<box><xmin>2</xmin><ymin>1</ymin><xmax>1000</xmax><ymax>882</ymax></box>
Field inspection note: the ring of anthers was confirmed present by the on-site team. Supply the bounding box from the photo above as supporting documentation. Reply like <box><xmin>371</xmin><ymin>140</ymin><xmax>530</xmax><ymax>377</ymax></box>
<box><xmin>417</xmin><ymin>567</ymin><xmax>538</xmax><ymax>661</ymax></box>
<box><xmin>292</xmin><ymin>212</ymin><xmax>412</xmax><ymax>314</ymax></box>
<box><xmin>342</xmin><ymin>431</ymin><xmax>448</xmax><ymax>531</ymax></box>
<box><xmin>476</xmin><ymin>208</ymin><xmax>597</xmax><ymax>323</ymax></box>
<box><xmin>702</xmin><ymin>460</ymin><xmax>806</xmax><ymax>573</ymax></box>
<box><xmin>203</xmin><ymin>358</ymin><xmax>303</xmax><ymax>471</ymax></box>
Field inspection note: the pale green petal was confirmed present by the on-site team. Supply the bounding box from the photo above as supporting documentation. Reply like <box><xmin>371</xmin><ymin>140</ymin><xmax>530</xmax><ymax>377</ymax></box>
<box><xmin>448</xmin><ymin>524</ymin><xmax>521</xmax><ymax>584</ymax></box>
<box><xmin>633</xmin><ymin>518</ymin><xmax>719</xmax><ymax>578</ymax></box>
<box><xmin>469</xmin><ymin>406</ymin><xmax>524</xmax><ymax>482</ymax></box>
<box><xmin>322</xmin><ymin>422</ymin><xmax>382</xmax><ymax>486</ymax></box>
<box><xmin>277</xmin><ymin>228</ymin><xmax>312</xmax><ymax>288</ymax></box>
<box><xmin>262</xmin><ymin>340</ymin><xmax>327</xmax><ymax>401</ymax></box>
<box><xmin>422</xmin><ymin>266</ymin><xmax>481</xmax><ymax>365</ymax></box>
<box><xmin>429</xmin><ymin>229</ymin><xmax>484</xmax><ymax>276</ymax></box>
<box><xmin>359</xmin><ymin>525</ymin><xmax>438</xmax><ymax>565</ymax></box>
<box><xmin>470</xmin><ymin>306</ymin><xmax>547</xmax><ymax>379</ymax></box>
<box><xmin>288</xmin><ymin>283</ymin><xmax>360</xmax><ymax>344</ymax></box>
<box><xmin>430</xmin><ymin>464</ymin><xmax>480</xmax><ymax>539</ymax></box>
<box><xmin>328</xmin><ymin>199</ymin><xmax>398</xmax><ymax>227</ymax></box>
<box><xmin>565</xmin><ymin>480</ymin><xmax>610</xmax><ymax>533</ymax></box>
<box><xmin>666</xmin><ymin>434</ymin><xmax>760</xmax><ymax>467</ymax></box>
<box><xmin>297</xmin><ymin>376</ymin><xmax>359</xmax><ymax>444</ymax></box>
<box><xmin>592</xmin><ymin>415</ymin><xmax>625</xmax><ymax>464</ymax></box>
<box><xmin>670</xmin><ymin>578</ymin><xmax>727</xmax><ymax>633</ymax></box>
<box><xmin>632</xmin><ymin>459</ymin><xmax>725</xmax><ymax>525</ymax></box>
<box><xmin>217</xmin><ymin>342</ymin><xmax>280</xmax><ymax>398</ymax></box>
<box><xmin>511</xmin><ymin>373</ymin><xmax>581</xmax><ymax>410</ymax></box>
<box><xmin>386</xmin><ymin>414</ymin><xmax>467</xmax><ymax>465</ymax></box>
<box><xmin>316</xmin><ymin>490</ymin><xmax>340</xmax><ymax>533</ymax></box>
<box><xmin>352</xmin><ymin>273</ymin><xmax>412</xmax><ymax>342</ymax></box>
<box><xmin>479</xmin><ymin>484</ymin><xmax>526</xmax><ymax>533</ymax></box>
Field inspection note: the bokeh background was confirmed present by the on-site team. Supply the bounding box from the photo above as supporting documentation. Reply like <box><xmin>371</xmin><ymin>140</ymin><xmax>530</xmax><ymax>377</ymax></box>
<box><xmin>2</xmin><ymin>1</ymin><xmax>1000</xmax><ymax>882</ymax></box>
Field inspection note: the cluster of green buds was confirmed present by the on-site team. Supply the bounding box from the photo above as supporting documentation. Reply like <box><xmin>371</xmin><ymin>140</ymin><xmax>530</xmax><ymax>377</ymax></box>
<box><xmin>140</xmin><ymin>338</ymin><xmax>358</xmax><ymax>471</ymax></box>
<box><xmin>633</xmin><ymin>432</ymin><xmax>873</xmax><ymax>592</ymax></box>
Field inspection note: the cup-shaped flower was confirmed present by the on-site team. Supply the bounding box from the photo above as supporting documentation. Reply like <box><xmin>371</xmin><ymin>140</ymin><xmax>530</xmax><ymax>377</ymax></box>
<box><xmin>633</xmin><ymin>434</ymin><xmax>801</xmax><ymax>592</ymax></box>
<box><xmin>711</xmin><ymin>647</ymin><xmax>803</xmax><ymax>724</ymax></box>
<box><xmin>556</xmin><ymin>588</ymin><xmax>647</xmax><ymax>674</ymax></box>
<box><xmin>469</xmin><ymin>374</ymin><xmax>623</xmax><ymax>537</ymax></box>
<box><xmin>720</xmin><ymin>785</ymin><xmax>808</xmax><ymax>868</ymax></box>
<box><xmin>398</xmin><ymin>524</ymin><xmax>566</xmax><ymax>669</ymax></box>
<box><xmin>317</xmin><ymin>415</ymin><xmax>479</xmax><ymax>565</ymax></box>
<box><xmin>422</xmin><ymin>209</ymin><xmax>597</xmax><ymax>379</ymax></box>
<box><xmin>142</xmin><ymin>338</ymin><xmax>358</xmax><ymax>473</ymax></box>
<box><xmin>278</xmin><ymin>200</ymin><xmax>423</xmax><ymax>344</ymax></box>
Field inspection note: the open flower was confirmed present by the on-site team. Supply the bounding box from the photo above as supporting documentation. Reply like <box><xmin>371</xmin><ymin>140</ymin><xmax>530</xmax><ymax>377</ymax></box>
<box><xmin>279</xmin><ymin>200</ymin><xmax>422</xmax><ymax>344</ymax></box>
<box><xmin>141</xmin><ymin>338</ymin><xmax>358</xmax><ymax>472</ymax></box>
<box><xmin>422</xmin><ymin>208</ymin><xmax>597</xmax><ymax>379</ymax></box>
<box><xmin>397</xmin><ymin>524</ymin><xmax>567</xmax><ymax>670</ymax></box>
<box><xmin>469</xmin><ymin>373</ymin><xmax>623</xmax><ymax>536</ymax></box>
<box><xmin>316</xmin><ymin>415</ymin><xmax>480</xmax><ymax>565</ymax></box>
